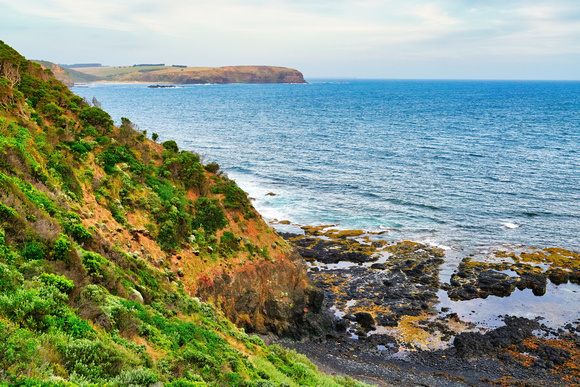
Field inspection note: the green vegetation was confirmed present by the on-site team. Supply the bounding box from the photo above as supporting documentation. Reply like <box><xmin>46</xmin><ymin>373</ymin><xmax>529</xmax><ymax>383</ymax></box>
<box><xmin>0</xmin><ymin>40</ymin><xmax>364</xmax><ymax>386</ymax></box>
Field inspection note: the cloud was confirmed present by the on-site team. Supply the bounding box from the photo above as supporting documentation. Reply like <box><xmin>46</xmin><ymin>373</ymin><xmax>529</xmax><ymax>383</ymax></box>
<box><xmin>1</xmin><ymin>0</ymin><xmax>579</xmax><ymax>78</ymax></box>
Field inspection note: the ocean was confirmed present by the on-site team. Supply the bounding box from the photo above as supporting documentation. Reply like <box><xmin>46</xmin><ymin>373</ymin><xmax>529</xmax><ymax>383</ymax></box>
<box><xmin>73</xmin><ymin>80</ymin><xmax>580</xmax><ymax>255</ymax></box>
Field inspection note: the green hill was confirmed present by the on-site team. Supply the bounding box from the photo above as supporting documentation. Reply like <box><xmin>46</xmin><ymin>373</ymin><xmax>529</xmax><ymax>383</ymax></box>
<box><xmin>0</xmin><ymin>40</ymin><xmax>360</xmax><ymax>386</ymax></box>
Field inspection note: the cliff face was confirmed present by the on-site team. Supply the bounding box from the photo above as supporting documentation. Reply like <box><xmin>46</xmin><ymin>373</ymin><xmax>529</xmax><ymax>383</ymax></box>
<box><xmin>196</xmin><ymin>250</ymin><xmax>329</xmax><ymax>338</ymax></box>
<box><xmin>74</xmin><ymin>64</ymin><xmax>307</xmax><ymax>84</ymax></box>
<box><xmin>0</xmin><ymin>40</ymin><xmax>342</xmax><ymax>386</ymax></box>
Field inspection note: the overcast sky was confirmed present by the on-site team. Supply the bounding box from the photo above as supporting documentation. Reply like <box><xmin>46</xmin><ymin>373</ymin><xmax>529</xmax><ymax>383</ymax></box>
<box><xmin>1</xmin><ymin>0</ymin><xmax>579</xmax><ymax>80</ymax></box>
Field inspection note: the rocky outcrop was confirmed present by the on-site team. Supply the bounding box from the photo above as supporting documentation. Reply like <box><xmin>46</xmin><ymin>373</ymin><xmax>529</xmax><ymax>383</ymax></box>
<box><xmin>195</xmin><ymin>250</ymin><xmax>332</xmax><ymax>338</ymax></box>
<box><xmin>448</xmin><ymin>249</ymin><xmax>580</xmax><ymax>300</ymax></box>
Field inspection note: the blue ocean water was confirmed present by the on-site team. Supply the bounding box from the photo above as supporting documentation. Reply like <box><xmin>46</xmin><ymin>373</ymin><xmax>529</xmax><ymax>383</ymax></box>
<box><xmin>73</xmin><ymin>80</ymin><xmax>580</xmax><ymax>253</ymax></box>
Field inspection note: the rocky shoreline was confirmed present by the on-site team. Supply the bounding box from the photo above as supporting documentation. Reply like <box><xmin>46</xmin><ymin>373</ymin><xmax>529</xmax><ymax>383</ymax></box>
<box><xmin>274</xmin><ymin>223</ymin><xmax>580</xmax><ymax>386</ymax></box>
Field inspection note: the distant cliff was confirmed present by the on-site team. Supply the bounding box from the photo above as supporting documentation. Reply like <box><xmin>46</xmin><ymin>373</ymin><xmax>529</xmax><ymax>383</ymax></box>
<box><xmin>72</xmin><ymin>64</ymin><xmax>307</xmax><ymax>84</ymax></box>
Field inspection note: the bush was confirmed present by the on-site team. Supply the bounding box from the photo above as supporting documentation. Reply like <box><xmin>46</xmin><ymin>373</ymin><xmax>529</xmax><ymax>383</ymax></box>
<box><xmin>211</xmin><ymin>180</ymin><xmax>248</xmax><ymax>210</ymax></box>
<box><xmin>175</xmin><ymin>151</ymin><xmax>205</xmax><ymax>189</ymax></box>
<box><xmin>204</xmin><ymin>162</ymin><xmax>220</xmax><ymax>174</ymax></box>
<box><xmin>193</xmin><ymin>197</ymin><xmax>227</xmax><ymax>235</ymax></box>
<box><xmin>82</xmin><ymin>251</ymin><xmax>109</xmax><ymax>277</ymax></box>
<box><xmin>53</xmin><ymin>234</ymin><xmax>71</xmax><ymax>261</ymax></box>
<box><xmin>62</xmin><ymin>212</ymin><xmax>92</xmax><ymax>241</ymax></box>
<box><xmin>219</xmin><ymin>232</ymin><xmax>239</xmax><ymax>255</ymax></box>
<box><xmin>0</xmin><ymin>321</ymin><xmax>39</xmax><ymax>375</ymax></box>
<box><xmin>79</xmin><ymin>106</ymin><xmax>113</xmax><ymax>133</ymax></box>
<box><xmin>162</xmin><ymin>140</ymin><xmax>179</xmax><ymax>153</ymax></box>
<box><xmin>40</xmin><ymin>273</ymin><xmax>74</xmax><ymax>293</ymax></box>
<box><xmin>0</xmin><ymin>202</ymin><xmax>18</xmax><ymax>220</ymax></box>
<box><xmin>111</xmin><ymin>367</ymin><xmax>159</xmax><ymax>386</ymax></box>
<box><xmin>21</xmin><ymin>241</ymin><xmax>45</xmax><ymax>261</ymax></box>
<box><xmin>40</xmin><ymin>102</ymin><xmax>63</xmax><ymax>121</ymax></box>
<box><xmin>0</xmin><ymin>263</ymin><xmax>23</xmax><ymax>292</ymax></box>
<box><xmin>0</xmin><ymin>285</ymin><xmax>67</xmax><ymax>330</ymax></box>
<box><xmin>165</xmin><ymin>378</ymin><xmax>206</xmax><ymax>387</ymax></box>
<box><xmin>63</xmin><ymin>339</ymin><xmax>124</xmax><ymax>380</ymax></box>
<box><xmin>47</xmin><ymin>311</ymin><xmax>96</xmax><ymax>339</ymax></box>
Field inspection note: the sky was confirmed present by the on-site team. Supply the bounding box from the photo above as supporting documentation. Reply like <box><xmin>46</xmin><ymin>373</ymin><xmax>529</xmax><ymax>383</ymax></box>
<box><xmin>1</xmin><ymin>0</ymin><xmax>580</xmax><ymax>80</ymax></box>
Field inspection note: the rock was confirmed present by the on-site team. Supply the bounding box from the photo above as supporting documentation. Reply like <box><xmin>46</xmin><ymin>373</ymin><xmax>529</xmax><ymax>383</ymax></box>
<box><xmin>547</xmin><ymin>268</ymin><xmax>569</xmax><ymax>285</ymax></box>
<box><xmin>370</xmin><ymin>262</ymin><xmax>387</xmax><ymax>270</ymax></box>
<box><xmin>129</xmin><ymin>288</ymin><xmax>144</xmax><ymax>304</ymax></box>
<box><xmin>454</xmin><ymin>317</ymin><xmax>540</xmax><ymax>357</ymax></box>
<box><xmin>355</xmin><ymin>312</ymin><xmax>377</xmax><ymax>332</ymax></box>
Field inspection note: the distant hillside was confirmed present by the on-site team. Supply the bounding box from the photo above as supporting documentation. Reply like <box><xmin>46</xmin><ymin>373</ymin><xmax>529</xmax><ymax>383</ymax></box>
<box><xmin>76</xmin><ymin>64</ymin><xmax>307</xmax><ymax>84</ymax></box>
<box><xmin>34</xmin><ymin>60</ymin><xmax>103</xmax><ymax>86</ymax></box>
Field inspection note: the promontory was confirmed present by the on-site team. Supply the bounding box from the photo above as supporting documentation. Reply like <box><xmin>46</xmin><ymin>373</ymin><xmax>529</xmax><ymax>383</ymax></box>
<box><xmin>49</xmin><ymin>63</ymin><xmax>307</xmax><ymax>85</ymax></box>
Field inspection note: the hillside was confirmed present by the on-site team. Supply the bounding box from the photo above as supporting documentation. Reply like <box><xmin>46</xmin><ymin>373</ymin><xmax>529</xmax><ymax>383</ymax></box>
<box><xmin>33</xmin><ymin>60</ymin><xmax>102</xmax><ymax>87</ymax></box>
<box><xmin>0</xmin><ymin>40</ymin><xmax>356</xmax><ymax>386</ymax></box>
<box><xmin>74</xmin><ymin>65</ymin><xmax>307</xmax><ymax>84</ymax></box>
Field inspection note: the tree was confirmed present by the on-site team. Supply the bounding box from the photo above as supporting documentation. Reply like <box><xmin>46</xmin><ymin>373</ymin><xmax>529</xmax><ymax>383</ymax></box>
<box><xmin>91</xmin><ymin>96</ymin><xmax>101</xmax><ymax>108</ymax></box>
<box><xmin>0</xmin><ymin>59</ymin><xmax>21</xmax><ymax>88</ymax></box>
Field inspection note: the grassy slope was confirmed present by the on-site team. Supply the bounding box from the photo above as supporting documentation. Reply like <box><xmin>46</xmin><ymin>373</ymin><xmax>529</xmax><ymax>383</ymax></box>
<box><xmin>0</xmin><ymin>40</ymin><xmax>362</xmax><ymax>386</ymax></box>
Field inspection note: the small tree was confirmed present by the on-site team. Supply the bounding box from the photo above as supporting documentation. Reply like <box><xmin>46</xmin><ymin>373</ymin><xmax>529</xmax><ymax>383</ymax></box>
<box><xmin>91</xmin><ymin>96</ymin><xmax>101</xmax><ymax>108</ymax></box>
<box><xmin>0</xmin><ymin>59</ymin><xmax>21</xmax><ymax>88</ymax></box>
<box><xmin>152</xmin><ymin>133</ymin><xmax>159</xmax><ymax>142</ymax></box>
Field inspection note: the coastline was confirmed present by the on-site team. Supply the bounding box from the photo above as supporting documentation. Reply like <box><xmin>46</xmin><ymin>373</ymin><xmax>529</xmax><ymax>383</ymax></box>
<box><xmin>272</xmin><ymin>222</ymin><xmax>580</xmax><ymax>385</ymax></box>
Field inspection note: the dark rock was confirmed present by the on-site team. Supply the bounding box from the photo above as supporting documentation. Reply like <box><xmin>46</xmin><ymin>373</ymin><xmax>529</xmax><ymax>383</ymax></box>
<box><xmin>454</xmin><ymin>317</ymin><xmax>540</xmax><ymax>357</ymax></box>
<box><xmin>547</xmin><ymin>268</ymin><xmax>570</xmax><ymax>285</ymax></box>
<box><xmin>355</xmin><ymin>312</ymin><xmax>376</xmax><ymax>332</ymax></box>
<box><xmin>335</xmin><ymin>319</ymin><xmax>349</xmax><ymax>332</ymax></box>
<box><xmin>306</xmin><ymin>286</ymin><xmax>325</xmax><ymax>313</ymax></box>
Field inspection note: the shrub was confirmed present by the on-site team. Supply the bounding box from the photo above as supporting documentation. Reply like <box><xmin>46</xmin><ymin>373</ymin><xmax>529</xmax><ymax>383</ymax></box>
<box><xmin>0</xmin><ymin>263</ymin><xmax>23</xmax><ymax>292</ymax></box>
<box><xmin>111</xmin><ymin>368</ymin><xmax>159</xmax><ymax>386</ymax></box>
<box><xmin>0</xmin><ymin>285</ymin><xmax>67</xmax><ymax>330</ymax></box>
<box><xmin>39</xmin><ymin>273</ymin><xmax>74</xmax><ymax>293</ymax></box>
<box><xmin>82</xmin><ymin>251</ymin><xmax>109</xmax><ymax>277</ymax></box>
<box><xmin>21</xmin><ymin>241</ymin><xmax>45</xmax><ymax>261</ymax></box>
<box><xmin>62</xmin><ymin>212</ymin><xmax>92</xmax><ymax>241</ymax></box>
<box><xmin>47</xmin><ymin>311</ymin><xmax>96</xmax><ymax>339</ymax></box>
<box><xmin>53</xmin><ymin>234</ymin><xmax>71</xmax><ymax>261</ymax></box>
<box><xmin>204</xmin><ymin>162</ymin><xmax>220</xmax><ymax>174</ymax></box>
<box><xmin>63</xmin><ymin>339</ymin><xmax>124</xmax><ymax>380</ymax></box>
<box><xmin>193</xmin><ymin>197</ymin><xmax>227</xmax><ymax>235</ymax></box>
<box><xmin>211</xmin><ymin>180</ymin><xmax>248</xmax><ymax>210</ymax></box>
<box><xmin>79</xmin><ymin>106</ymin><xmax>113</xmax><ymax>133</ymax></box>
<box><xmin>162</xmin><ymin>140</ymin><xmax>179</xmax><ymax>153</ymax></box>
<box><xmin>80</xmin><ymin>125</ymin><xmax>99</xmax><ymax>137</ymax></box>
<box><xmin>219</xmin><ymin>232</ymin><xmax>239</xmax><ymax>255</ymax></box>
<box><xmin>0</xmin><ymin>202</ymin><xmax>18</xmax><ymax>220</ymax></box>
<box><xmin>0</xmin><ymin>320</ymin><xmax>39</xmax><ymax>375</ymax></box>
<box><xmin>175</xmin><ymin>151</ymin><xmax>205</xmax><ymax>189</ymax></box>
<box><xmin>165</xmin><ymin>378</ymin><xmax>206</xmax><ymax>387</ymax></box>
<box><xmin>40</xmin><ymin>102</ymin><xmax>63</xmax><ymax>121</ymax></box>
<box><xmin>69</xmin><ymin>141</ymin><xmax>91</xmax><ymax>156</ymax></box>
